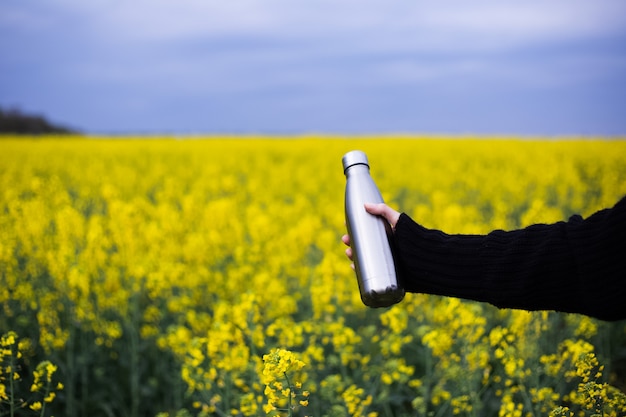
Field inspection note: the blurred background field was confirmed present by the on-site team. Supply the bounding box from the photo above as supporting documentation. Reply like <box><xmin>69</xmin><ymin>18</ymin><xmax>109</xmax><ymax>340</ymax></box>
<box><xmin>1</xmin><ymin>136</ymin><xmax>625</xmax><ymax>417</ymax></box>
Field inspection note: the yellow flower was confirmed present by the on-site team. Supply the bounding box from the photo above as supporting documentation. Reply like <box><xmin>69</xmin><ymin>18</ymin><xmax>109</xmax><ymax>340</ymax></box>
<box><xmin>239</xmin><ymin>393</ymin><xmax>258</xmax><ymax>417</ymax></box>
<box><xmin>262</xmin><ymin>348</ymin><xmax>305</xmax><ymax>381</ymax></box>
<box><xmin>261</xmin><ymin>348</ymin><xmax>307</xmax><ymax>413</ymax></box>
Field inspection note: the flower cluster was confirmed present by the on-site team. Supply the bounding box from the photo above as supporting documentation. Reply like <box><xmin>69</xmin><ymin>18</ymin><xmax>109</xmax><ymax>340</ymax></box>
<box><xmin>262</xmin><ymin>348</ymin><xmax>309</xmax><ymax>415</ymax></box>
<box><xmin>0</xmin><ymin>331</ymin><xmax>62</xmax><ymax>416</ymax></box>
<box><xmin>0</xmin><ymin>331</ymin><xmax>20</xmax><ymax>405</ymax></box>
<box><xmin>566</xmin><ymin>350</ymin><xmax>626</xmax><ymax>416</ymax></box>
<box><xmin>29</xmin><ymin>361</ymin><xmax>64</xmax><ymax>414</ymax></box>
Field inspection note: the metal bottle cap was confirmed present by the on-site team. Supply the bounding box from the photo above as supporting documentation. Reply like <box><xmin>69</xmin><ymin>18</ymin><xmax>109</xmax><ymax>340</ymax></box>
<box><xmin>342</xmin><ymin>150</ymin><xmax>369</xmax><ymax>173</ymax></box>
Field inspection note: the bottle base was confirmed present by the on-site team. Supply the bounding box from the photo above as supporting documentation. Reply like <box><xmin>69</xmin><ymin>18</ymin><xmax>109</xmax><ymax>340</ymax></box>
<box><xmin>361</xmin><ymin>285</ymin><xmax>405</xmax><ymax>308</ymax></box>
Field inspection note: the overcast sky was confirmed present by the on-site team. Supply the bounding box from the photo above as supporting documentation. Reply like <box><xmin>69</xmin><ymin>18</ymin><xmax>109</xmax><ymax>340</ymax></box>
<box><xmin>1</xmin><ymin>0</ymin><xmax>625</xmax><ymax>135</ymax></box>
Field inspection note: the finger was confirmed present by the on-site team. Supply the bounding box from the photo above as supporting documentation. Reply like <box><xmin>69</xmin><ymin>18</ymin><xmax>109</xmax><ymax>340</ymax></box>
<box><xmin>364</xmin><ymin>203</ymin><xmax>401</xmax><ymax>228</ymax></box>
<box><xmin>345</xmin><ymin>247</ymin><xmax>353</xmax><ymax>261</ymax></box>
<box><xmin>363</xmin><ymin>202</ymin><xmax>386</xmax><ymax>216</ymax></box>
<box><xmin>341</xmin><ymin>234</ymin><xmax>351</xmax><ymax>246</ymax></box>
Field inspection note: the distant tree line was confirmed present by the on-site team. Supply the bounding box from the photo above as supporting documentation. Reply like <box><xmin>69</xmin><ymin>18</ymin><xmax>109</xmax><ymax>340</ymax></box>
<box><xmin>0</xmin><ymin>107</ymin><xmax>79</xmax><ymax>134</ymax></box>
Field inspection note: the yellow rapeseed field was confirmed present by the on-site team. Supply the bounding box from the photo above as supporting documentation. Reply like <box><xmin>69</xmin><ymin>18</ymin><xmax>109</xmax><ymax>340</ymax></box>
<box><xmin>1</xmin><ymin>136</ymin><xmax>626</xmax><ymax>417</ymax></box>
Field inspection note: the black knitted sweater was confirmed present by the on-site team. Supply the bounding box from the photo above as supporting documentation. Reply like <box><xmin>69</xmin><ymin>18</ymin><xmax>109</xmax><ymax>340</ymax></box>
<box><xmin>393</xmin><ymin>197</ymin><xmax>626</xmax><ymax>321</ymax></box>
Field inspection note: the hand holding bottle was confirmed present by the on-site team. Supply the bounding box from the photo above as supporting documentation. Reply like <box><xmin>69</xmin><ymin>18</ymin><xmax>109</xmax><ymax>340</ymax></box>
<box><xmin>342</xmin><ymin>203</ymin><xmax>401</xmax><ymax>266</ymax></box>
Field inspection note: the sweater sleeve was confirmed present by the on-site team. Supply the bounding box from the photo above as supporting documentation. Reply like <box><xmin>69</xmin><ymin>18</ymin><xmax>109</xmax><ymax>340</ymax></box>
<box><xmin>393</xmin><ymin>196</ymin><xmax>626</xmax><ymax>321</ymax></box>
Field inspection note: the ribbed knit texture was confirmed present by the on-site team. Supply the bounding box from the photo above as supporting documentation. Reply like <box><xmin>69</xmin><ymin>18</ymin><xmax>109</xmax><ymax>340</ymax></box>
<box><xmin>393</xmin><ymin>196</ymin><xmax>626</xmax><ymax>321</ymax></box>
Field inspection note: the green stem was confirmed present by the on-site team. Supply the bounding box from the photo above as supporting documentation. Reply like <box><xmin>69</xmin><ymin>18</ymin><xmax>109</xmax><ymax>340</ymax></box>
<box><xmin>9</xmin><ymin>351</ymin><xmax>15</xmax><ymax>417</ymax></box>
<box><xmin>38</xmin><ymin>383</ymin><xmax>49</xmax><ymax>417</ymax></box>
<box><xmin>283</xmin><ymin>372</ymin><xmax>293</xmax><ymax>417</ymax></box>
<box><xmin>66</xmin><ymin>321</ymin><xmax>76</xmax><ymax>417</ymax></box>
<box><xmin>128</xmin><ymin>291</ymin><xmax>141</xmax><ymax>417</ymax></box>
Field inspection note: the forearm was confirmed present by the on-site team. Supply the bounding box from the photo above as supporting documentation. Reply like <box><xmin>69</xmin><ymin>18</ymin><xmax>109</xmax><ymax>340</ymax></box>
<box><xmin>393</xmin><ymin>197</ymin><xmax>626</xmax><ymax>321</ymax></box>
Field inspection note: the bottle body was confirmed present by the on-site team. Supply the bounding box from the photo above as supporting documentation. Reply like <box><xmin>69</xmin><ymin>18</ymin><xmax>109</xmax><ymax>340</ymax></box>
<box><xmin>343</xmin><ymin>150</ymin><xmax>404</xmax><ymax>308</ymax></box>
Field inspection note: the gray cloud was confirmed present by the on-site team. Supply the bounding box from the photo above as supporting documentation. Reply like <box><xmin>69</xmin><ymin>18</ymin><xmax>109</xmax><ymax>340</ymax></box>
<box><xmin>1</xmin><ymin>0</ymin><xmax>625</xmax><ymax>134</ymax></box>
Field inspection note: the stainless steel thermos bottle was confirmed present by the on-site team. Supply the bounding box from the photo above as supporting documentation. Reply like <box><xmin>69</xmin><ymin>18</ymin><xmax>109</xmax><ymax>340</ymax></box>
<box><xmin>342</xmin><ymin>150</ymin><xmax>404</xmax><ymax>308</ymax></box>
